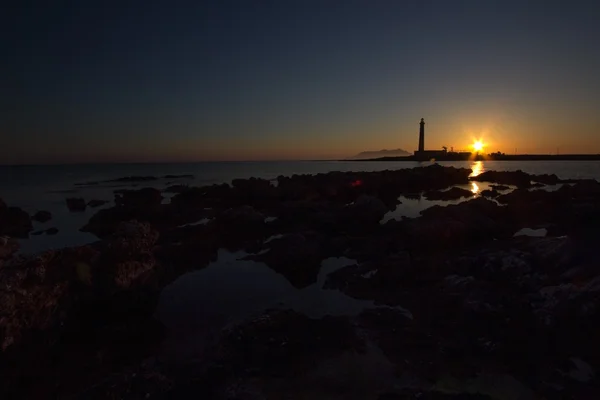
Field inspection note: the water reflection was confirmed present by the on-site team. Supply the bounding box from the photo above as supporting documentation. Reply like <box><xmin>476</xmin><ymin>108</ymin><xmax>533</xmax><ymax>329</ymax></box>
<box><xmin>470</xmin><ymin>161</ymin><xmax>483</xmax><ymax>177</ymax></box>
<box><xmin>156</xmin><ymin>251</ymin><xmax>407</xmax><ymax>360</ymax></box>
<box><xmin>471</xmin><ymin>181</ymin><xmax>480</xmax><ymax>194</ymax></box>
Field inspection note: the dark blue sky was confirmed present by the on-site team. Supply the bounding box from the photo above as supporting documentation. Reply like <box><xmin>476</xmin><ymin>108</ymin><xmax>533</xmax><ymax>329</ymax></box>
<box><xmin>4</xmin><ymin>0</ymin><xmax>600</xmax><ymax>163</ymax></box>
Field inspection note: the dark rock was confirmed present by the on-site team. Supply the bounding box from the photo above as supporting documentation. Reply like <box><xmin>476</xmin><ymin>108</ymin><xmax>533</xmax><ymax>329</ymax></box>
<box><xmin>74</xmin><ymin>181</ymin><xmax>100</xmax><ymax>186</ymax></box>
<box><xmin>244</xmin><ymin>232</ymin><xmax>324</xmax><ymax>288</ymax></box>
<box><xmin>66</xmin><ymin>197</ymin><xmax>86</xmax><ymax>212</ymax></box>
<box><xmin>481</xmin><ymin>189</ymin><xmax>500</xmax><ymax>198</ymax></box>
<box><xmin>170</xmin><ymin>183</ymin><xmax>233</xmax><ymax>210</ymax></box>
<box><xmin>31</xmin><ymin>230</ymin><xmax>44</xmax><ymax>235</ymax></box>
<box><xmin>471</xmin><ymin>170</ymin><xmax>533</xmax><ymax>188</ymax></box>
<box><xmin>0</xmin><ymin>237</ymin><xmax>19</xmax><ymax>260</ymax></box>
<box><xmin>32</xmin><ymin>211</ymin><xmax>52</xmax><ymax>223</ymax></box>
<box><xmin>232</xmin><ymin>178</ymin><xmax>279</xmax><ymax>209</ymax></box>
<box><xmin>424</xmin><ymin>187</ymin><xmax>474</xmax><ymax>201</ymax></box>
<box><xmin>115</xmin><ymin>187</ymin><xmax>162</xmax><ymax>210</ymax></box>
<box><xmin>490</xmin><ymin>184</ymin><xmax>511</xmax><ymax>191</ymax></box>
<box><xmin>108</xmin><ymin>176</ymin><xmax>158</xmax><ymax>183</ymax></box>
<box><xmin>346</xmin><ymin>195</ymin><xmax>389</xmax><ymax>225</ymax></box>
<box><xmin>221</xmin><ymin>205</ymin><xmax>265</xmax><ymax>226</ymax></box>
<box><xmin>410</xmin><ymin>198</ymin><xmax>510</xmax><ymax>249</ymax></box>
<box><xmin>569</xmin><ymin>179</ymin><xmax>600</xmax><ymax>198</ymax></box>
<box><xmin>88</xmin><ymin>199</ymin><xmax>109</xmax><ymax>208</ymax></box>
<box><xmin>497</xmin><ymin>188</ymin><xmax>571</xmax><ymax>229</ymax></box>
<box><xmin>163</xmin><ymin>174</ymin><xmax>194</xmax><ymax>179</ymax></box>
<box><xmin>532</xmin><ymin>173</ymin><xmax>561</xmax><ymax>185</ymax></box>
<box><xmin>0</xmin><ymin>206</ymin><xmax>33</xmax><ymax>238</ymax></box>
<box><xmin>163</xmin><ymin>184</ymin><xmax>190</xmax><ymax>194</ymax></box>
<box><xmin>325</xmin><ymin>253</ymin><xmax>414</xmax><ymax>303</ymax></box>
<box><xmin>46</xmin><ymin>228</ymin><xmax>59</xmax><ymax>235</ymax></box>
<box><xmin>216</xmin><ymin>310</ymin><xmax>363</xmax><ymax>375</ymax></box>
<box><xmin>403</xmin><ymin>193</ymin><xmax>422</xmax><ymax>200</ymax></box>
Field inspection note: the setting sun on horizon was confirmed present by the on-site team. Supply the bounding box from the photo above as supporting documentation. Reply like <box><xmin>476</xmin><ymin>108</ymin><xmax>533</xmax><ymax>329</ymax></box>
<box><xmin>472</xmin><ymin>140</ymin><xmax>485</xmax><ymax>153</ymax></box>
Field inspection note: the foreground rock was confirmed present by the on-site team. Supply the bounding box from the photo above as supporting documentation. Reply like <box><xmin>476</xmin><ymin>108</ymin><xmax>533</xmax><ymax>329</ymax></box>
<box><xmin>0</xmin><ymin>200</ymin><xmax>33</xmax><ymax>238</ymax></box>
<box><xmin>65</xmin><ymin>197</ymin><xmax>86</xmax><ymax>212</ymax></box>
<box><xmin>32</xmin><ymin>210</ymin><xmax>52</xmax><ymax>223</ymax></box>
<box><xmin>0</xmin><ymin>237</ymin><xmax>19</xmax><ymax>260</ymax></box>
<box><xmin>471</xmin><ymin>170</ymin><xmax>532</xmax><ymax>187</ymax></box>
<box><xmin>87</xmin><ymin>199</ymin><xmax>108</xmax><ymax>208</ymax></box>
<box><xmin>244</xmin><ymin>232</ymin><xmax>326</xmax><ymax>288</ymax></box>
<box><xmin>4</xmin><ymin>166</ymin><xmax>600</xmax><ymax>398</ymax></box>
<box><xmin>424</xmin><ymin>187</ymin><xmax>474</xmax><ymax>201</ymax></box>
<box><xmin>0</xmin><ymin>221</ymin><xmax>167</xmax><ymax>398</ymax></box>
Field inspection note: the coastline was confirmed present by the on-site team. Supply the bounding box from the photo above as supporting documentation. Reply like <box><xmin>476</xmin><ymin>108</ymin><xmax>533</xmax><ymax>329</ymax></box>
<box><xmin>1</xmin><ymin>165</ymin><xmax>600</xmax><ymax>398</ymax></box>
<box><xmin>344</xmin><ymin>154</ymin><xmax>600</xmax><ymax>162</ymax></box>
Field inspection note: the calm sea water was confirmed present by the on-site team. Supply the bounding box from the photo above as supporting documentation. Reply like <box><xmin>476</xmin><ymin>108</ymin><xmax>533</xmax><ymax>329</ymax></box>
<box><xmin>1</xmin><ymin>160</ymin><xmax>600</xmax><ymax>254</ymax></box>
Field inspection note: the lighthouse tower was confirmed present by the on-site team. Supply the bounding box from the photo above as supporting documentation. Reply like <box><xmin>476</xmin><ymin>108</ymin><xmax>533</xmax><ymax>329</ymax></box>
<box><xmin>418</xmin><ymin>118</ymin><xmax>425</xmax><ymax>152</ymax></box>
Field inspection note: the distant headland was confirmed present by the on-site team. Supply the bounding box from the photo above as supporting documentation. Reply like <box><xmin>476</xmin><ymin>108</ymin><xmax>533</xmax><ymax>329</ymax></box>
<box><xmin>344</xmin><ymin>118</ymin><xmax>600</xmax><ymax>162</ymax></box>
<box><xmin>349</xmin><ymin>149</ymin><xmax>411</xmax><ymax>159</ymax></box>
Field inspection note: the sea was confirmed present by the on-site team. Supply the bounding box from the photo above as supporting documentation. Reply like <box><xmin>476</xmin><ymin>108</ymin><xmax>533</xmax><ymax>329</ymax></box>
<box><xmin>2</xmin><ymin>159</ymin><xmax>600</xmax><ymax>255</ymax></box>
<box><xmin>3</xmin><ymin>160</ymin><xmax>600</xmax><ymax>360</ymax></box>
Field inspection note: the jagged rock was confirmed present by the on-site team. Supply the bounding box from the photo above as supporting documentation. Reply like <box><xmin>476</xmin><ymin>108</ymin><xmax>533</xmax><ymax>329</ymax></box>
<box><xmin>569</xmin><ymin>179</ymin><xmax>600</xmax><ymax>198</ymax></box>
<box><xmin>170</xmin><ymin>183</ymin><xmax>233</xmax><ymax>209</ymax></box>
<box><xmin>88</xmin><ymin>199</ymin><xmax>109</xmax><ymax>208</ymax></box>
<box><xmin>424</xmin><ymin>187</ymin><xmax>474</xmax><ymax>201</ymax></box>
<box><xmin>481</xmin><ymin>189</ymin><xmax>500</xmax><ymax>198</ymax></box>
<box><xmin>232</xmin><ymin>178</ymin><xmax>278</xmax><ymax>208</ymax></box>
<box><xmin>103</xmin><ymin>221</ymin><xmax>159</xmax><ymax>261</ymax></box>
<box><xmin>409</xmin><ymin>198</ymin><xmax>510</xmax><ymax>249</ymax></box>
<box><xmin>32</xmin><ymin>210</ymin><xmax>52</xmax><ymax>223</ymax></box>
<box><xmin>32</xmin><ymin>228</ymin><xmax>59</xmax><ymax>236</ymax></box>
<box><xmin>0</xmin><ymin>237</ymin><xmax>19</xmax><ymax>260</ymax></box>
<box><xmin>163</xmin><ymin>184</ymin><xmax>190</xmax><ymax>194</ymax></box>
<box><xmin>490</xmin><ymin>184</ymin><xmax>511</xmax><ymax>191</ymax></box>
<box><xmin>66</xmin><ymin>197</ymin><xmax>86</xmax><ymax>212</ymax></box>
<box><xmin>444</xmin><ymin>274</ymin><xmax>475</xmax><ymax>290</ymax></box>
<box><xmin>108</xmin><ymin>176</ymin><xmax>158</xmax><ymax>183</ymax></box>
<box><xmin>0</xmin><ymin>221</ymin><xmax>166</xmax><ymax>397</ymax></box>
<box><xmin>221</xmin><ymin>205</ymin><xmax>265</xmax><ymax>226</ymax></box>
<box><xmin>471</xmin><ymin>170</ymin><xmax>533</xmax><ymax>188</ymax></box>
<box><xmin>0</xmin><ymin>205</ymin><xmax>33</xmax><ymax>238</ymax></box>
<box><xmin>244</xmin><ymin>232</ymin><xmax>324</xmax><ymax>288</ymax></box>
<box><xmin>163</xmin><ymin>174</ymin><xmax>194</xmax><ymax>179</ymax></box>
<box><xmin>346</xmin><ymin>195</ymin><xmax>389</xmax><ymax>224</ymax></box>
<box><xmin>532</xmin><ymin>173</ymin><xmax>561</xmax><ymax>185</ymax></box>
<box><xmin>216</xmin><ymin>310</ymin><xmax>363</xmax><ymax>375</ymax></box>
<box><xmin>115</xmin><ymin>187</ymin><xmax>162</xmax><ymax>210</ymax></box>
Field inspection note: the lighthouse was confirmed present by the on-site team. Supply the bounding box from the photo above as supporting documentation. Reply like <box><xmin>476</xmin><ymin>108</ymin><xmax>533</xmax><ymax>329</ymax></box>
<box><xmin>418</xmin><ymin>118</ymin><xmax>425</xmax><ymax>152</ymax></box>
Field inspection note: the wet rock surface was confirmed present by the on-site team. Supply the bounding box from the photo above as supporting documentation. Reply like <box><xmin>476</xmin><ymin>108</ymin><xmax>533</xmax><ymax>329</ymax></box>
<box><xmin>425</xmin><ymin>187</ymin><xmax>474</xmax><ymax>201</ymax></box>
<box><xmin>0</xmin><ymin>199</ymin><xmax>33</xmax><ymax>238</ymax></box>
<box><xmin>3</xmin><ymin>166</ymin><xmax>600</xmax><ymax>399</ymax></box>
<box><xmin>87</xmin><ymin>199</ymin><xmax>109</xmax><ymax>208</ymax></box>
<box><xmin>66</xmin><ymin>197</ymin><xmax>87</xmax><ymax>212</ymax></box>
<box><xmin>32</xmin><ymin>210</ymin><xmax>52</xmax><ymax>223</ymax></box>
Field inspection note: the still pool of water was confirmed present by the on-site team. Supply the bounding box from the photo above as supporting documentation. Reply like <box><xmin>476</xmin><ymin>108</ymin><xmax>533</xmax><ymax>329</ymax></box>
<box><xmin>155</xmin><ymin>250</ymin><xmax>410</xmax><ymax>360</ymax></box>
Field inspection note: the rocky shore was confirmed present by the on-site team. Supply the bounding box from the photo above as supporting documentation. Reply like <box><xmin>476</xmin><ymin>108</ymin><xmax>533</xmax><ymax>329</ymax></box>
<box><xmin>1</xmin><ymin>165</ymin><xmax>600</xmax><ymax>398</ymax></box>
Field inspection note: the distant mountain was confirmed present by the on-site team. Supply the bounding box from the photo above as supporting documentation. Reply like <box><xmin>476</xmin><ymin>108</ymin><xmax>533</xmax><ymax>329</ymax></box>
<box><xmin>349</xmin><ymin>148</ymin><xmax>411</xmax><ymax>159</ymax></box>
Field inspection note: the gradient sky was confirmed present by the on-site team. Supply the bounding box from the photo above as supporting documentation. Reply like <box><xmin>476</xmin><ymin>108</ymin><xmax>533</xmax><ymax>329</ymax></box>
<box><xmin>4</xmin><ymin>0</ymin><xmax>600</xmax><ymax>164</ymax></box>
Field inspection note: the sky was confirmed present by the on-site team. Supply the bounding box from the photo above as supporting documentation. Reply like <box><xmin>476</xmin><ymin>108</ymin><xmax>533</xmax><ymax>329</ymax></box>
<box><xmin>3</xmin><ymin>0</ymin><xmax>600</xmax><ymax>164</ymax></box>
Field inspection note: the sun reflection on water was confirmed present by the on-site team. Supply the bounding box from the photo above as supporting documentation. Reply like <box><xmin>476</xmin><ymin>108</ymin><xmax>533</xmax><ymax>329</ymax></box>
<box><xmin>471</xmin><ymin>181</ymin><xmax>480</xmax><ymax>194</ymax></box>
<box><xmin>470</xmin><ymin>161</ymin><xmax>483</xmax><ymax>177</ymax></box>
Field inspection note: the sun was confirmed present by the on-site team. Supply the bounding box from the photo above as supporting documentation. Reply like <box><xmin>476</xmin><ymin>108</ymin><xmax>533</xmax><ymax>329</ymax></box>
<box><xmin>472</xmin><ymin>140</ymin><xmax>484</xmax><ymax>152</ymax></box>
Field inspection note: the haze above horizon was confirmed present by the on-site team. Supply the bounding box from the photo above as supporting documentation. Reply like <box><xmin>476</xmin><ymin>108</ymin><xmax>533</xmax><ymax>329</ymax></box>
<box><xmin>4</xmin><ymin>0</ymin><xmax>600</xmax><ymax>164</ymax></box>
